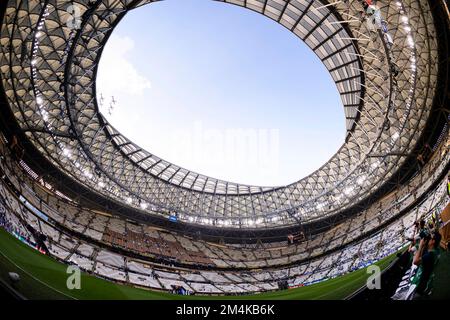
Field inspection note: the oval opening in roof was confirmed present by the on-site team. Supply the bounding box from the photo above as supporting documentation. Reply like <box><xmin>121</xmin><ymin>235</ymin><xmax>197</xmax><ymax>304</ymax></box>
<box><xmin>96</xmin><ymin>0</ymin><xmax>346</xmax><ymax>187</ymax></box>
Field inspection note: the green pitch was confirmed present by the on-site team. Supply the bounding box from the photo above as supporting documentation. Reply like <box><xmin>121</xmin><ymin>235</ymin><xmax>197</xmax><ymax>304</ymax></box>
<box><xmin>0</xmin><ymin>228</ymin><xmax>398</xmax><ymax>300</ymax></box>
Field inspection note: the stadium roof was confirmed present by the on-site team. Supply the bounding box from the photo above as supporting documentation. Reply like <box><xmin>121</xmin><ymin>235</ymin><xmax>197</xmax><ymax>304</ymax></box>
<box><xmin>0</xmin><ymin>0</ymin><xmax>439</xmax><ymax>228</ymax></box>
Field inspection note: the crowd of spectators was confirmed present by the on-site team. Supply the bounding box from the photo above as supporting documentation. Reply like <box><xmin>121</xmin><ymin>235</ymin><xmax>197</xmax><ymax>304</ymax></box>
<box><xmin>0</xmin><ymin>203</ymin><xmax>34</xmax><ymax>246</ymax></box>
<box><xmin>170</xmin><ymin>285</ymin><xmax>191</xmax><ymax>296</ymax></box>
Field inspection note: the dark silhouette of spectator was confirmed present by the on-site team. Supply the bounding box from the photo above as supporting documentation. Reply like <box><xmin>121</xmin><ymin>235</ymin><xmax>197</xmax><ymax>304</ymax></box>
<box><xmin>412</xmin><ymin>231</ymin><xmax>442</xmax><ymax>296</ymax></box>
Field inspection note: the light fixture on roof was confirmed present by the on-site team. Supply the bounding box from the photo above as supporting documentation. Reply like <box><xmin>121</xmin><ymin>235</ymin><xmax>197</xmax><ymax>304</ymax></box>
<box><xmin>62</xmin><ymin>148</ymin><xmax>72</xmax><ymax>157</ymax></box>
<box><xmin>344</xmin><ymin>186</ymin><xmax>354</xmax><ymax>196</ymax></box>
<box><xmin>83</xmin><ymin>169</ymin><xmax>93</xmax><ymax>179</ymax></box>
<box><xmin>140</xmin><ymin>202</ymin><xmax>148</xmax><ymax>210</ymax></box>
<box><xmin>357</xmin><ymin>175</ymin><xmax>367</xmax><ymax>185</ymax></box>
<box><xmin>392</xmin><ymin>132</ymin><xmax>400</xmax><ymax>141</ymax></box>
<box><xmin>407</xmin><ymin>35</ymin><xmax>414</xmax><ymax>47</ymax></box>
<box><xmin>371</xmin><ymin>161</ymin><xmax>380</xmax><ymax>169</ymax></box>
<box><xmin>334</xmin><ymin>193</ymin><xmax>343</xmax><ymax>202</ymax></box>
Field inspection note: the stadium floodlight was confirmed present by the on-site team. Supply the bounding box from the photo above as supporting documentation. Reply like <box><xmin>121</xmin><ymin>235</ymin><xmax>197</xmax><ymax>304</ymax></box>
<box><xmin>371</xmin><ymin>161</ymin><xmax>380</xmax><ymax>169</ymax></box>
<box><xmin>344</xmin><ymin>187</ymin><xmax>354</xmax><ymax>196</ymax></box>
<box><xmin>63</xmin><ymin>148</ymin><xmax>71</xmax><ymax>157</ymax></box>
<box><xmin>407</xmin><ymin>35</ymin><xmax>414</xmax><ymax>47</ymax></box>
<box><xmin>357</xmin><ymin>175</ymin><xmax>367</xmax><ymax>185</ymax></box>
<box><xmin>83</xmin><ymin>169</ymin><xmax>93</xmax><ymax>179</ymax></box>
<box><xmin>392</xmin><ymin>132</ymin><xmax>400</xmax><ymax>141</ymax></box>
<box><xmin>140</xmin><ymin>202</ymin><xmax>148</xmax><ymax>210</ymax></box>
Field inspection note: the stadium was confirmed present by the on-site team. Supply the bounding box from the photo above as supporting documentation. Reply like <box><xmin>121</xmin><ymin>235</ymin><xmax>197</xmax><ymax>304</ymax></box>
<box><xmin>0</xmin><ymin>0</ymin><xmax>449</xmax><ymax>303</ymax></box>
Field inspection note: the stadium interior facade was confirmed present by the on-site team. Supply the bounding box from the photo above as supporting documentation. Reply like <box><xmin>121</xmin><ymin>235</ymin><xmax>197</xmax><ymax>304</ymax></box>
<box><xmin>0</xmin><ymin>0</ymin><xmax>449</xmax><ymax>300</ymax></box>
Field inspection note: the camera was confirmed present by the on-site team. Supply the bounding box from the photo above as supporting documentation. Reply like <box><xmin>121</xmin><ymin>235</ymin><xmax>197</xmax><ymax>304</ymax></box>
<box><xmin>419</xmin><ymin>229</ymin><xmax>431</xmax><ymax>241</ymax></box>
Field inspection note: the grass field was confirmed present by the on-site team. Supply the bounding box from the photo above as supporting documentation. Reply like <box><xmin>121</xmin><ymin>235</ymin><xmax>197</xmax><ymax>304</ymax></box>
<box><xmin>0</xmin><ymin>228</ymin><xmax>398</xmax><ymax>300</ymax></box>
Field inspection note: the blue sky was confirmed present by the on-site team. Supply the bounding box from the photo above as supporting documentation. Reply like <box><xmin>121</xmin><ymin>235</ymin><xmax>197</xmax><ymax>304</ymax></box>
<box><xmin>97</xmin><ymin>0</ymin><xmax>345</xmax><ymax>186</ymax></box>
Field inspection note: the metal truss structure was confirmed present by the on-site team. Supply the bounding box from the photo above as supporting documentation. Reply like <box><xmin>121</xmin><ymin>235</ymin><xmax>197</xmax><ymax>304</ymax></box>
<box><xmin>0</xmin><ymin>0</ymin><xmax>440</xmax><ymax>229</ymax></box>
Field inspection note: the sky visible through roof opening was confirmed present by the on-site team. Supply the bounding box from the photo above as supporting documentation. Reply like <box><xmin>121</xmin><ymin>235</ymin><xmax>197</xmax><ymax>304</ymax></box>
<box><xmin>97</xmin><ymin>0</ymin><xmax>345</xmax><ymax>187</ymax></box>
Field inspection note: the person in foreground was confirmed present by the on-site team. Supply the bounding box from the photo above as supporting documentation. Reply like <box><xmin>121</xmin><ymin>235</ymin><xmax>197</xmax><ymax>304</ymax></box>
<box><xmin>411</xmin><ymin>231</ymin><xmax>442</xmax><ymax>297</ymax></box>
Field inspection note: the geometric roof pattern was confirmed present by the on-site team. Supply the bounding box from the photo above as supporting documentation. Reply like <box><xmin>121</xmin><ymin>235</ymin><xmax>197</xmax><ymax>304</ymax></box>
<box><xmin>0</xmin><ymin>0</ymin><xmax>439</xmax><ymax>228</ymax></box>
